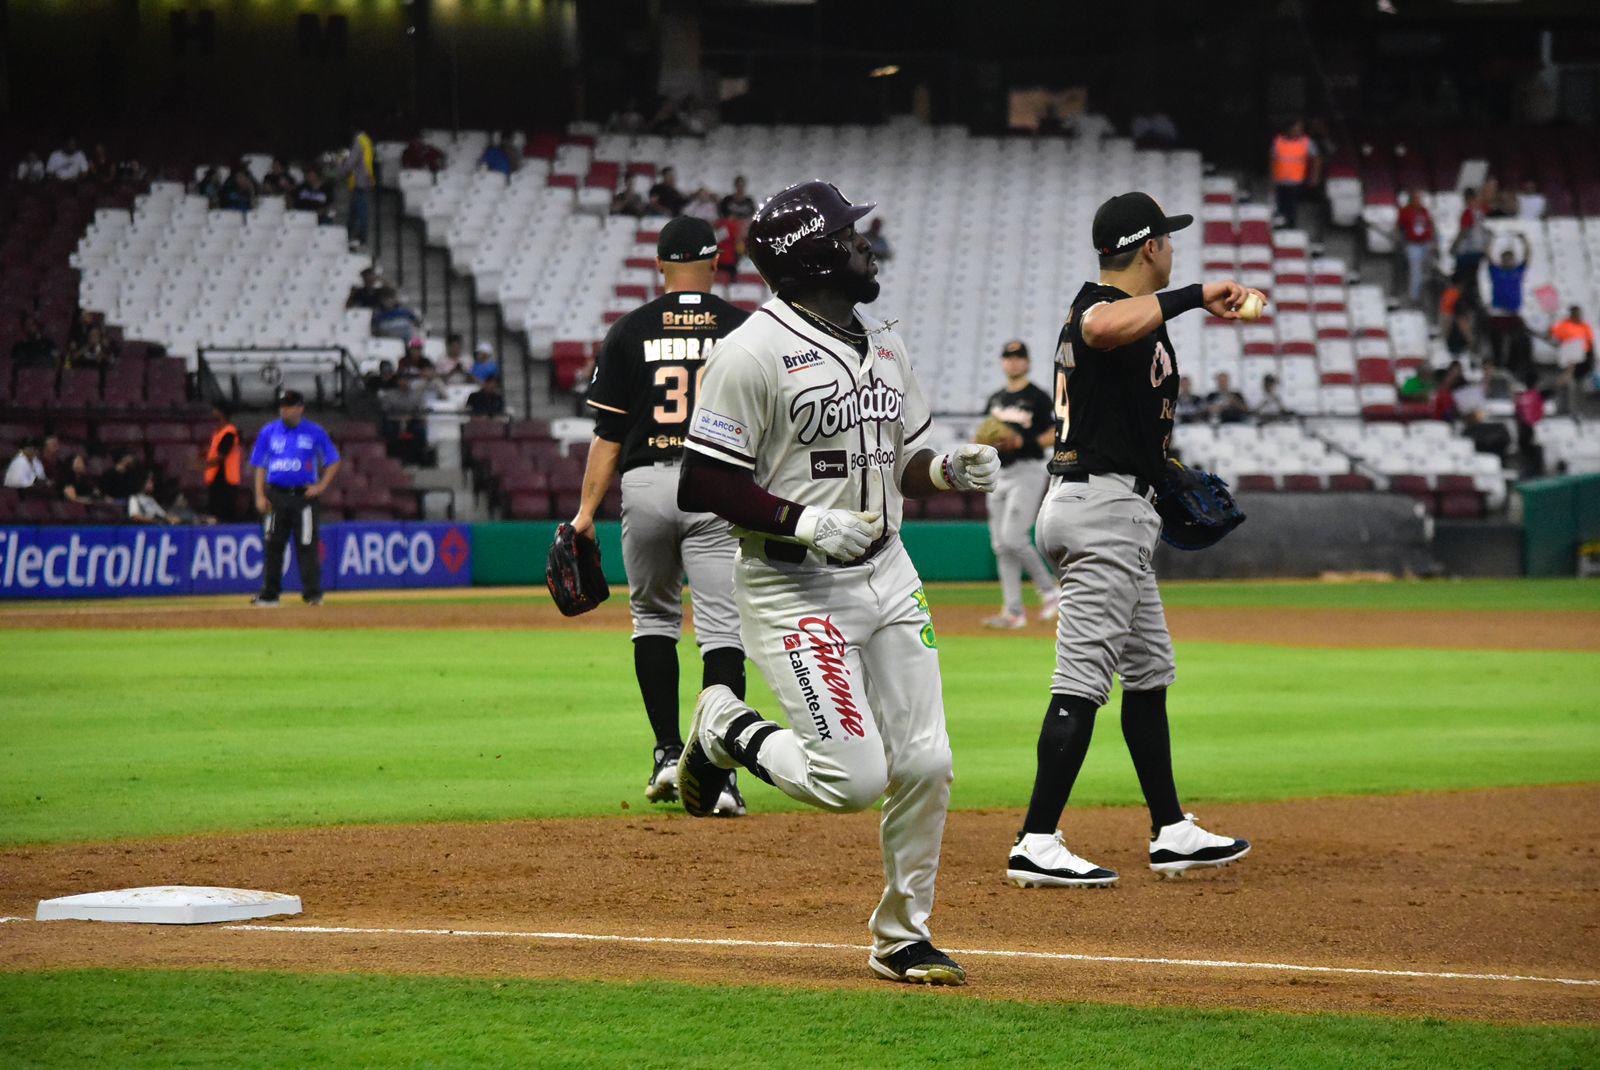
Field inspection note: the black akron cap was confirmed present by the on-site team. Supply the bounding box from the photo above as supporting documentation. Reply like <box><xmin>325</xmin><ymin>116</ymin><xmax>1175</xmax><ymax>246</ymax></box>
<box><xmin>1001</xmin><ymin>340</ymin><xmax>1029</xmax><ymax>358</ymax></box>
<box><xmin>1092</xmin><ymin>192</ymin><xmax>1193</xmax><ymax>256</ymax></box>
<box><xmin>278</xmin><ymin>389</ymin><xmax>306</xmax><ymax>407</ymax></box>
<box><xmin>657</xmin><ymin>216</ymin><xmax>719</xmax><ymax>263</ymax></box>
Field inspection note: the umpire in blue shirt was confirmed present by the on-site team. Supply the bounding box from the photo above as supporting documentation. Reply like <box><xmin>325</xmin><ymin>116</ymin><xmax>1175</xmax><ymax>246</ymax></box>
<box><xmin>250</xmin><ymin>389</ymin><xmax>341</xmax><ymax>606</ymax></box>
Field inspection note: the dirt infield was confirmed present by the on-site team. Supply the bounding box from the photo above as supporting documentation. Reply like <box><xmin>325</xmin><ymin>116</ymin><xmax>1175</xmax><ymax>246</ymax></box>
<box><xmin>3</xmin><ymin>786</ymin><xmax>1597</xmax><ymax>1025</ymax></box>
<box><xmin>3</xmin><ymin>589</ymin><xmax>1597</xmax><ymax>650</ymax></box>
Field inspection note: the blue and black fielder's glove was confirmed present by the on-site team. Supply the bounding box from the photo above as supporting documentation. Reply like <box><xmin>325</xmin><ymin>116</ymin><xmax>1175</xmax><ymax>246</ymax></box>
<box><xmin>1155</xmin><ymin>459</ymin><xmax>1246</xmax><ymax>551</ymax></box>
<box><xmin>545</xmin><ymin>523</ymin><xmax>610</xmax><ymax>616</ymax></box>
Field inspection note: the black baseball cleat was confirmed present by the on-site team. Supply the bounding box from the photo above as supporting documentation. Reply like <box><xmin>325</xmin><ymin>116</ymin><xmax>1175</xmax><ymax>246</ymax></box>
<box><xmin>712</xmin><ymin>771</ymin><xmax>746</xmax><ymax>817</ymax></box>
<box><xmin>645</xmin><ymin>745</ymin><xmax>682</xmax><ymax>803</ymax></box>
<box><xmin>250</xmin><ymin>595</ymin><xmax>280</xmax><ymax>608</ymax></box>
<box><xmin>677</xmin><ymin>686</ymin><xmax>735</xmax><ymax>818</ymax></box>
<box><xmin>869</xmin><ymin>940</ymin><xmax>966</xmax><ymax>986</ymax></box>
<box><xmin>302</xmin><ymin>594</ymin><xmax>323</xmax><ymax>606</ymax></box>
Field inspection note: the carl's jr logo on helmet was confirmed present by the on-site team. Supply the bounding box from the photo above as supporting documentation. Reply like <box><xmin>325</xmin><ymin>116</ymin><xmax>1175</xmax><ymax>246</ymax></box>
<box><xmin>770</xmin><ymin>214</ymin><xmax>824</xmax><ymax>255</ymax></box>
<box><xmin>1116</xmin><ymin>225</ymin><xmax>1151</xmax><ymax>249</ymax></box>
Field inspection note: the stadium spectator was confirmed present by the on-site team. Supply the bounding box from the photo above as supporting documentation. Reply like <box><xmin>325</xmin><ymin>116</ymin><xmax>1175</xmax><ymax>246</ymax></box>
<box><xmin>467</xmin><ymin>375</ymin><xmax>506</xmax><ymax>418</ymax></box>
<box><xmin>1269</xmin><ymin>119</ymin><xmax>1318</xmax><ymax>229</ymax></box>
<box><xmin>1131</xmin><ymin>112</ymin><xmax>1179</xmax><ymax>149</ymax></box>
<box><xmin>60</xmin><ymin>453</ymin><xmax>105</xmax><ymax>504</ymax></box>
<box><xmin>46</xmin><ymin>138</ymin><xmax>89</xmax><ymax>181</ymax></box>
<box><xmin>1551</xmin><ymin>306</ymin><xmax>1596</xmax><ymax>411</ymax></box>
<box><xmin>1256</xmin><ymin>374</ymin><xmax>1290</xmax><ymax>421</ymax></box>
<box><xmin>11</xmin><ymin>314</ymin><xmax>60</xmax><ymax>370</ymax></box>
<box><xmin>401</xmin><ymin>136</ymin><xmax>447</xmax><ymax>173</ymax></box>
<box><xmin>65</xmin><ymin>324</ymin><xmax>116</xmax><ymax>370</ymax></box>
<box><xmin>293</xmin><ymin>165</ymin><xmax>336</xmax><ymax>223</ymax></box>
<box><xmin>718</xmin><ymin>176</ymin><xmax>756</xmax><ymax>221</ymax></box>
<box><xmin>4</xmin><ymin>439</ymin><xmax>48</xmax><ymax>490</ymax></box>
<box><xmin>347</xmin><ymin>267</ymin><xmax>386</xmax><ymax>310</ymax></box>
<box><xmin>479</xmin><ymin>135</ymin><xmax>517</xmax><ymax>177</ymax></box>
<box><xmin>205</xmin><ymin>403</ymin><xmax>242</xmax><ymax>522</ymax></box>
<box><xmin>1432</xmin><ymin>360</ymin><xmax>1464</xmax><ymax>422</ymax></box>
<box><xmin>1399</xmin><ymin>363</ymin><xmax>1434</xmax><ymax>402</ymax></box>
<box><xmin>714</xmin><ymin>215</ymin><xmax>741</xmax><ymax>282</ymax></box>
<box><xmin>396</xmin><ymin>336</ymin><xmax>432</xmax><ymax>376</ymax></box>
<box><xmin>1451</xmin><ymin>187</ymin><xmax>1489</xmax><ymax>297</ymax></box>
<box><xmin>648</xmin><ymin>166</ymin><xmax>687</xmax><ymax>216</ymax></box>
<box><xmin>1517</xmin><ymin>180</ymin><xmax>1546</xmax><ymax>221</ymax></box>
<box><xmin>15</xmin><ymin>151</ymin><xmax>44</xmax><ymax>183</ymax></box>
<box><xmin>345</xmin><ymin>127</ymin><xmax>376</xmax><ymax>248</ymax></box>
<box><xmin>611</xmin><ymin>173</ymin><xmax>648</xmax><ymax>217</ymax></box>
<box><xmin>1175</xmin><ymin>375</ymin><xmax>1205</xmax><ymax>423</ymax></box>
<box><xmin>1461</xmin><ymin>408</ymin><xmax>1510</xmax><ymax>460</ymax></box>
<box><xmin>217</xmin><ymin>170</ymin><xmax>257</xmax><ymax>213</ymax></box>
<box><xmin>1444</xmin><ymin>304</ymin><xmax>1476</xmax><ymax>360</ymax></box>
<box><xmin>196</xmin><ymin>166</ymin><xmax>226</xmax><ymax>203</ymax></box>
<box><xmin>1483</xmin><ymin>177</ymin><xmax>1515</xmax><ymax>219</ymax></box>
<box><xmin>437</xmin><ymin>335</ymin><xmax>474</xmax><ymax>383</ymax></box>
<box><xmin>1515</xmin><ymin>375</ymin><xmax>1547</xmax><ymax>478</ymax></box>
<box><xmin>39</xmin><ymin>435</ymin><xmax>62</xmax><ymax>480</ymax></box>
<box><xmin>87</xmin><ymin>143</ymin><xmax>114</xmax><ymax>183</ymax></box>
<box><xmin>260</xmin><ymin>158</ymin><xmax>295</xmax><ymax>196</ymax></box>
<box><xmin>1486</xmin><ymin>234</ymin><xmax>1530</xmax><ymax>369</ymax></box>
<box><xmin>684</xmin><ymin>189</ymin><xmax>719</xmax><ymax>223</ymax></box>
<box><xmin>100</xmin><ymin>450</ymin><xmax>144</xmax><ymax>499</ymax></box>
<box><xmin>607</xmin><ymin>98</ymin><xmax>645</xmax><ymax>134</ymax></box>
<box><xmin>1397</xmin><ymin>188</ymin><xmax>1435</xmax><ymax>305</ymax></box>
<box><xmin>471</xmin><ymin>341</ymin><xmax>499</xmax><ymax>383</ymax></box>
<box><xmin>373</xmin><ymin>293</ymin><xmax>424</xmax><ymax>343</ymax></box>
<box><xmin>1207</xmin><ymin>372</ymin><xmax>1250</xmax><ymax>424</ymax></box>
<box><xmin>114</xmin><ymin>156</ymin><xmax>146</xmax><ymax>184</ymax></box>
<box><xmin>1035</xmin><ymin>104</ymin><xmax>1065</xmax><ymax>136</ymax></box>
<box><xmin>865</xmin><ymin>217</ymin><xmax>892</xmax><ymax>261</ymax></box>
<box><xmin>365</xmin><ymin>359</ymin><xmax>400</xmax><ymax>392</ymax></box>
<box><xmin>128</xmin><ymin>473</ymin><xmax>178</xmax><ymax>524</ymax></box>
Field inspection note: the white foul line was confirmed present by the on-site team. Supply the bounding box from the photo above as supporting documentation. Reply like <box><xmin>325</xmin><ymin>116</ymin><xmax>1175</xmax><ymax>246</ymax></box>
<box><xmin>220</xmin><ymin>923</ymin><xmax>1600</xmax><ymax>989</ymax></box>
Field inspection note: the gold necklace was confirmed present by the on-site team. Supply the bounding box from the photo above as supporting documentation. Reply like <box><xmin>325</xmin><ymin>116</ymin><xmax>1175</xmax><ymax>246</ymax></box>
<box><xmin>790</xmin><ymin>300</ymin><xmax>865</xmax><ymax>342</ymax></box>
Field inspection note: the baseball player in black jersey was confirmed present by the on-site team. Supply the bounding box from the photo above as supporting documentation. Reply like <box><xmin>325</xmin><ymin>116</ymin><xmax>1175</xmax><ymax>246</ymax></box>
<box><xmin>572</xmin><ymin>217</ymin><xmax>751</xmax><ymax>815</ymax></box>
<box><xmin>979</xmin><ymin>340</ymin><xmax>1060</xmax><ymax>629</ymax></box>
<box><xmin>1006</xmin><ymin>192</ymin><xmax>1263</xmax><ymax>888</ymax></box>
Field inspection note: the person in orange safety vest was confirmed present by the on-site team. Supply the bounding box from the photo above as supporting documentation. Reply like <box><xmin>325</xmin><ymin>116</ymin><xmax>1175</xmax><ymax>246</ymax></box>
<box><xmin>1270</xmin><ymin>119</ymin><xmax>1320</xmax><ymax>229</ymax></box>
<box><xmin>205</xmin><ymin>401</ymin><xmax>243</xmax><ymax>522</ymax></box>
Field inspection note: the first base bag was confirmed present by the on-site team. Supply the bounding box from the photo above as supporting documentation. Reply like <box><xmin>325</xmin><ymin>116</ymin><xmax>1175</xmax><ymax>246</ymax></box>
<box><xmin>545</xmin><ymin>523</ymin><xmax>610</xmax><ymax>616</ymax></box>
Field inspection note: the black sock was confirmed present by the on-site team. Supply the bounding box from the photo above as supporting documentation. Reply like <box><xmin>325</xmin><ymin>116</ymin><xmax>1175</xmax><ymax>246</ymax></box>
<box><xmin>701</xmin><ymin>645</ymin><xmax>746</xmax><ymax>701</ymax></box>
<box><xmin>633</xmin><ymin>636</ymin><xmax>681</xmax><ymax>750</ymax></box>
<box><xmin>1021</xmin><ymin>693</ymin><xmax>1099</xmax><ymax>835</ymax></box>
<box><xmin>1121</xmin><ymin>687</ymin><xmax>1184</xmax><ymax>834</ymax></box>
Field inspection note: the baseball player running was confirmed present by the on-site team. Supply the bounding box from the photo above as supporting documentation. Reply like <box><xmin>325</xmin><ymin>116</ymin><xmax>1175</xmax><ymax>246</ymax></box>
<box><xmin>1007</xmin><ymin>192</ymin><xmax>1257</xmax><ymax>888</ymax></box>
<box><xmin>978</xmin><ymin>340</ymin><xmax>1059</xmax><ymax>629</ymax></box>
<box><xmin>675</xmin><ymin>181</ymin><xmax>999</xmax><ymax>986</ymax></box>
<box><xmin>572</xmin><ymin>217</ymin><xmax>750</xmax><ymax>816</ymax></box>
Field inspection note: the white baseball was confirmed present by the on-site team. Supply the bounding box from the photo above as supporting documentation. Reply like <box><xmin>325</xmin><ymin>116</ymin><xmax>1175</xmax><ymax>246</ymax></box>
<box><xmin>1237</xmin><ymin>292</ymin><xmax>1265</xmax><ymax>322</ymax></box>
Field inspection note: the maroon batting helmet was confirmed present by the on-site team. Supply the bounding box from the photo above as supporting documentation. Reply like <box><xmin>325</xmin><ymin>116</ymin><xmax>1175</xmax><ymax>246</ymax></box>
<box><xmin>746</xmin><ymin>180</ymin><xmax>875</xmax><ymax>296</ymax></box>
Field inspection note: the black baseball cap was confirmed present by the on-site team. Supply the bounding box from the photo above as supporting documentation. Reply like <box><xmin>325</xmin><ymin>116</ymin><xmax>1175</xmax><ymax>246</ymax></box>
<box><xmin>1092</xmin><ymin>192</ymin><xmax>1193</xmax><ymax>256</ymax></box>
<box><xmin>277</xmin><ymin>389</ymin><xmax>306</xmax><ymax>407</ymax></box>
<box><xmin>657</xmin><ymin>217</ymin><xmax>719</xmax><ymax>263</ymax></box>
<box><xmin>1000</xmin><ymin>340</ymin><xmax>1029</xmax><ymax>358</ymax></box>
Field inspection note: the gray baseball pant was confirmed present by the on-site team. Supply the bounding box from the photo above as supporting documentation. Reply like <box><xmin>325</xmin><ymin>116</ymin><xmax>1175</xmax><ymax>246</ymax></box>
<box><xmin>988</xmin><ymin>462</ymin><xmax>1055</xmax><ymax>617</ymax></box>
<box><xmin>619</xmin><ymin>462</ymin><xmax>741</xmax><ymax>652</ymax></box>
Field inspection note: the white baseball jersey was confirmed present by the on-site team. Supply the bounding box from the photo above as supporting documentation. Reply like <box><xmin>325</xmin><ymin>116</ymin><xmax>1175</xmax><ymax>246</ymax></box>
<box><xmin>684</xmin><ymin>297</ymin><xmax>934</xmax><ymax>535</ymax></box>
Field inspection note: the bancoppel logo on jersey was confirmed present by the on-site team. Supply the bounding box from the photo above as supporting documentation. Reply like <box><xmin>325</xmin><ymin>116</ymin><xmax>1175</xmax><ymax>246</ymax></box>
<box><xmin>689</xmin><ymin>408</ymin><xmax>748</xmax><ymax>451</ymax></box>
<box><xmin>809</xmin><ymin>450</ymin><xmax>848</xmax><ymax>479</ymax></box>
<box><xmin>783</xmin><ymin>349</ymin><xmax>826</xmax><ymax>373</ymax></box>
<box><xmin>790</xmin><ymin>380</ymin><xmax>904</xmax><ymax>445</ymax></box>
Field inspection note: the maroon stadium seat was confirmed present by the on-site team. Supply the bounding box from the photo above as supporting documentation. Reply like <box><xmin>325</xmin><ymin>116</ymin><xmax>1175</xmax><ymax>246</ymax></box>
<box><xmin>1329</xmin><ymin>474</ymin><xmax>1376</xmax><ymax>492</ymax></box>
<box><xmin>1282</xmin><ymin>474</ymin><xmax>1323</xmax><ymax>491</ymax></box>
<box><xmin>508</xmin><ymin>491</ymin><xmax>554</xmax><ymax>519</ymax></box>
<box><xmin>13</xmin><ymin>366</ymin><xmax>56</xmax><ymax>406</ymax></box>
<box><xmin>1437</xmin><ymin>492</ymin><xmax>1485</xmax><ymax>519</ymax></box>
<box><xmin>57</xmin><ymin>368</ymin><xmax>101</xmax><ymax>408</ymax></box>
<box><xmin>1237</xmin><ymin>474</ymin><xmax>1278</xmax><ymax>492</ymax></box>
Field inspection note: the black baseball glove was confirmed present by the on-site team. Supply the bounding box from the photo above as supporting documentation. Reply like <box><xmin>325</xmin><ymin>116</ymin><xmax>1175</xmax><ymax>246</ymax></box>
<box><xmin>546</xmin><ymin>522</ymin><xmax>610</xmax><ymax>616</ymax></box>
<box><xmin>1155</xmin><ymin>459</ymin><xmax>1246</xmax><ymax>551</ymax></box>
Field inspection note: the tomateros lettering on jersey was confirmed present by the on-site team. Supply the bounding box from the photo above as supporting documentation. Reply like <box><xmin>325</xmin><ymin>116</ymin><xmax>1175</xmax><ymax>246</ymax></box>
<box><xmin>790</xmin><ymin>379</ymin><xmax>904</xmax><ymax>444</ymax></box>
<box><xmin>796</xmin><ymin>614</ymin><xmax>865</xmax><ymax>737</ymax></box>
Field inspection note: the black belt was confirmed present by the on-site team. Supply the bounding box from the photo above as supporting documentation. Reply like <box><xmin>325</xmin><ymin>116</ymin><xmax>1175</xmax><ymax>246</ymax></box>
<box><xmin>1058</xmin><ymin>468</ymin><xmax>1151</xmax><ymax>498</ymax></box>
<box><xmin>267</xmin><ymin>485</ymin><xmax>308</xmax><ymax>495</ymax></box>
<box><xmin>760</xmin><ymin>531</ymin><xmax>890</xmax><ymax>569</ymax></box>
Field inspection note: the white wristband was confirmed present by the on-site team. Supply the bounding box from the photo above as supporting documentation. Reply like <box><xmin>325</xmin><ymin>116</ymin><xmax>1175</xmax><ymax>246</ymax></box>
<box><xmin>928</xmin><ymin>453</ymin><xmax>952</xmax><ymax>491</ymax></box>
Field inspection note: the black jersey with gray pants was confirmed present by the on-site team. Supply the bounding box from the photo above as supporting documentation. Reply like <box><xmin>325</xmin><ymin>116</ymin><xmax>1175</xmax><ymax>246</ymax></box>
<box><xmin>619</xmin><ymin>459</ymin><xmax>741</xmax><ymax>652</ymax></box>
<box><xmin>1035</xmin><ymin>471</ymin><xmax>1174</xmax><ymax>703</ymax></box>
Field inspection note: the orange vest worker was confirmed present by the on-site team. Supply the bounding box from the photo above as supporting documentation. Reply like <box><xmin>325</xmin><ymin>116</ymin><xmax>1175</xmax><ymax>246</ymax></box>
<box><xmin>206</xmin><ymin>422</ymin><xmax>241</xmax><ymax>486</ymax></box>
<box><xmin>1272</xmin><ymin>135</ymin><xmax>1312</xmax><ymax>185</ymax></box>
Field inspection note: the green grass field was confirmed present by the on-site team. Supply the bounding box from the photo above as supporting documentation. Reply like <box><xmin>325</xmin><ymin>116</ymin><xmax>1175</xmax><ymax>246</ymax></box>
<box><xmin>3</xmin><ymin>580</ymin><xmax>1597</xmax><ymax>1067</ymax></box>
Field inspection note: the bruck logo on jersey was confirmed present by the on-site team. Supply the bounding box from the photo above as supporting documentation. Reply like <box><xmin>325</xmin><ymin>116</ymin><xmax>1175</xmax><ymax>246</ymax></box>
<box><xmin>661</xmin><ymin>310</ymin><xmax>718</xmax><ymax>331</ymax></box>
<box><xmin>795</xmin><ymin>615</ymin><xmax>865</xmax><ymax>738</ymax></box>
<box><xmin>783</xmin><ymin>348</ymin><xmax>826</xmax><ymax>373</ymax></box>
<box><xmin>809</xmin><ymin>450</ymin><xmax>848</xmax><ymax>479</ymax></box>
<box><xmin>790</xmin><ymin>379</ymin><xmax>905</xmax><ymax>445</ymax></box>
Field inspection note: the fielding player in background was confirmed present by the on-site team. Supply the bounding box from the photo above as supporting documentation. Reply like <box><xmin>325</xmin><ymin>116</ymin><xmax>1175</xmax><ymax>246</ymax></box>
<box><xmin>1006</xmin><ymin>192</ymin><xmax>1258</xmax><ymax>888</ymax></box>
<box><xmin>676</xmin><ymin>181</ymin><xmax>999</xmax><ymax>986</ymax></box>
<box><xmin>978</xmin><ymin>340</ymin><xmax>1060</xmax><ymax>629</ymax></box>
<box><xmin>250</xmin><ymin>389</ymin><xmax>339</xmax><ymax>607</ymax></box>
<box><xmin>572</xmin><ymin>217</ymin><xmax>750</xmax><ymax>815</ymax></box>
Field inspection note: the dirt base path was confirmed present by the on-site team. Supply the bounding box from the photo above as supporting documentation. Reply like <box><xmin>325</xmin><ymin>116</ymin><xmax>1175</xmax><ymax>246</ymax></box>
<box><xmin>3</xmin><ymin>786</ymin><xmax>1597</xmax><ymax>1025</ymax></box>
<box><xmin>4</xmin><ymin>591</ymin><xmax>1597</xmax><ymax>650</ymax></box>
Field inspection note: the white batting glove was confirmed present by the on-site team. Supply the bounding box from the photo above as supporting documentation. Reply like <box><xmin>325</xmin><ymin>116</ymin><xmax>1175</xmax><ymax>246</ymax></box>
<box><xmin>794</xmin><ymin>508</ymin><xmax>883</xmax><ymax>562</ymax></box>
<box><xmin>931</xmin><ymin>444</ymin><xmax>1001</xmax><ymax>493</ymax></box>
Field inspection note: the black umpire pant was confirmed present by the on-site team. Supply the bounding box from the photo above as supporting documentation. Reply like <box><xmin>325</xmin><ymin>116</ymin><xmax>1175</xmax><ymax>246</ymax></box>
<box><xmin>260</xmin><ymin>485</ymin><xmax>321</xmax><ymax>600</ymax></box>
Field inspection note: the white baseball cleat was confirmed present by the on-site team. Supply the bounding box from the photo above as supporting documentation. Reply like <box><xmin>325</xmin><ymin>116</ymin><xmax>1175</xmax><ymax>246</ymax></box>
<box><xmin>1149</xmin><ymin>813</ymin><xmax>1250</xmax><ymax>876</ymax></box>
<box><xmin>1038</xmin><ymin>593</ymin><xmax>1061</xmax><ymax>624</ymax></box>
<box><xmin>983</xmin><ymin>612</ymin><xmax>1027</xmax><ymax>630</ymax></box>
<box><xmin>1006</xmin><ymin>830</ymin><xmax>1119</xmax><ymax>888</ymax></box>
<box><xmin>644</xmin><ymin>745</ymin><xmax>681</xmax><ymax>803</ymax></box>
